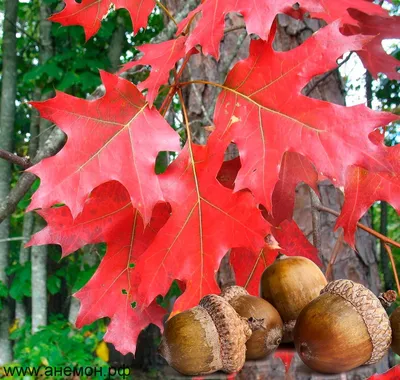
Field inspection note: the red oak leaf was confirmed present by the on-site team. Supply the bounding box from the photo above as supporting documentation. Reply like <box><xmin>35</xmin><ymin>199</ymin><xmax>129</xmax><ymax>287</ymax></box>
<box><xmin>336</xmin><ymin>132</ymin><xmax>400</xmax><ymax>247</ymax></box>
<box><xmin>136</xmin><ymin>132</ymin><xmax>271</xmax><ymax>314</ymax></box>
<box><xmin>119</xmin><ymin>37</ymin><xmax>189</xmax><ymax>107</ymax></box>
<box><xmin>369</xmin><ymin>365</ymin><xmax>400</xmax><ymax>380</ymax></box>
<box><xmin>28</xmin><ymin>71</ymin><xmax>180</xmax><ymax>223</ymax></box>
<box><xmin>231</xmin><ymin>220</ymin><xmax>320</xmax><ymax>296</ymax></box>
<box><xmin>28</xmin><ymin>181</ymin><xmax>170</xmax><ymax>355</ymax></box>
<box><xmin>177</xmin><ymin>0</ymin><xmax>298</xmax><ymax>58</ymax></box>
<box><xmin>213</xmin><ymin>21</ymin><xmax>398</xmax><ymax>214</ymax></box>
<box><xmin>177</xmin><ymin>0</ymin><xmax>386</xmax><ymax>59</ymax></box>
<box><xmin>50</xmin><ymin>0</ymin><xmax>155</xmax><ymax>40</ymax></box>
<box><xmin>344</xmin><ymin>9</ymin><xmax>400</xmax><ymax>80</ymax></box>
<box><xmin>301</xmin><ymin>0</ymin><xmax>387</xmax><ymax>26</ymax></box>
<box><xmin>271</xmin><ymin>152</ymin><xmax>319</xmax><ymax>226</ymax></box>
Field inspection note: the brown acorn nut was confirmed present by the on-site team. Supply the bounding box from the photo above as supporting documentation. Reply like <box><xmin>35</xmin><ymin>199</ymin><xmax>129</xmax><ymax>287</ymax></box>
<box><xmin>390</xmin><ymin>306</ymin><xmax>400</xmax><ymax>355</ymax></box>
<box><xmin>221</xmin><ymin>285</ymin><xmax>283</xmax><ymax>360</ymax></box>
<box><xmin>260</xmin><ymin>254</ymin><xmax>327</xmax><ymax>342</ymax></box>
<box><xmin>294</xmin><ymin>280</ymin><xmax>392</xmax><ymax>374</ymax></box>
<box><xmin>158</xmin><ymin>294</ymin><xmax>252</xmax><ymax>376</ymax></box>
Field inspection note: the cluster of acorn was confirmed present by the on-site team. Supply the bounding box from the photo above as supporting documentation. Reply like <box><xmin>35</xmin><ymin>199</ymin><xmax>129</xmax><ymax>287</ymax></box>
<box><xmin>159</xmin><ymin>254</ymin><xmax>400</xmax><ymax>376</ymax></box>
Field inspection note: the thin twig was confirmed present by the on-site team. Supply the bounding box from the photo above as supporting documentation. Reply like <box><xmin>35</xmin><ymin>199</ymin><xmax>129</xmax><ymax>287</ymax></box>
<box><xmin>317</xmin><ymin>204</ymin><xmax>400</xmax><ymax>249</ymax></box>
<box><xmin>309</xmin><ymin>187</ymin><xmax>322</xmax><ymax>255</ymax></box>
<box><xmin>5</xmin><ymin>16</ymin><xmax>40</xmax><ymax>45</ymax></box>
<box><xmin>0</xmin><ymin>237</ymin><xmax>25</xmax><ymax>243</ymax></box>
<box><xmin>159</xmin><ymin>52</ymin><xmax>193</xmax><ymax>116</ymax></box>
<box><xmin>305</xmin><ymin>52</ymin><xmax>353</xmax><ymax>96</ymax></box>
<box><xmin>384</xmin><ymin>243</ymin><xmax>400</xmax><ymax>296</ymax></box>
<box><xmin>156</xmin><ymin>0</ymin><xmax>178</xmax><ymax>27</ymax></box>
<box><xmin>0</xmin><ymin>149</ymin><xmax>32</xmax><ymax>169</ymax></box>
<box><xmin>325</xmin><ymin>230</ymin><xmax>344</xmax><ymax>281</ymax></box>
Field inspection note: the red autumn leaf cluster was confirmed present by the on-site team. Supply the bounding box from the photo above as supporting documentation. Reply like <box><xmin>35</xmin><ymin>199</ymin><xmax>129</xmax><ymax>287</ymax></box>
<box><xmin>28</xmin><ymin>0</ymin><xmax>399</xmax><ymax>353</ymax></box>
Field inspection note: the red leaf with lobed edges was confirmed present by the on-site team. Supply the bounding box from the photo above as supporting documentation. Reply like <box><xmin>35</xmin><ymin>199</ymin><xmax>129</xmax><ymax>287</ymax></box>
<box><xmin>28</xmin><ymin>71</ymin><xmax>180</xmax><ymax>223</ymax></box>
<box><xmin>119</xmin><ymin>37</ymin><xmax>190</xmax><ymax>107</ymax></box>
<box><xmin>50</xmin><ymin>0</ymin><xmax>156</xmax><ymax>40</ymax></box>
<box><xmin>177</xmin><ymin>0</ymin><xmax>386</xmax><ymax>59</ymax></box>
<box><xmin>344</xmin><ymin>9</ymin><xmax>400</xmax><ymax>80</ymax></box>
<box><xmin>177</xmin><ymin>0</ymin><xmax>299</xmax><ymax>59</ymax></box>
<box><xmin>135</xmin><ymin>132</ymin><xmax>271</xmax><ymax>314</ymax></box>
<box><xmin>213</xmin><ymin>21</ymin><xmax>398</xmax><ymax>217</ymax></box>
<box><xmin>301</xmin><ymin>0</ymin><xmax>387</xmax><ymax>25</ymax></box>
<box><xmin>27</xmin><ymin>181</ymin><xmax>170</xmax><ymax>355</ymax></box>
<box><xmin>231</xmin><ymin>220</ymin><xmax>320</xmax><ymax>296</ymax></box>
<box><xmin>336</xmin><ymin>131</ymin><xmax>400</xmax><ymax>247</ymax></box>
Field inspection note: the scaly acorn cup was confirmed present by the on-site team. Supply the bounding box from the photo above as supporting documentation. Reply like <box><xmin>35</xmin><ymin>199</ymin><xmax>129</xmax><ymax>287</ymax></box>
<box><xmin>260</xmin><ymin>254</ymin><xmax>327</xmax><ymax>342</ymax></box>
<box><xmin>294</xmin><ymin>279</ymin><xmax>393</xmax><ymax>374</ymax></box>
<box><xmin>159</xmin><ymin>294</ymin><xmax>259</xmax><ymax>376</ymax></box>
<box><xmin>221</xmin><ymin>285</ymin><xmax>283</xmax><ymax>360</ymax></box>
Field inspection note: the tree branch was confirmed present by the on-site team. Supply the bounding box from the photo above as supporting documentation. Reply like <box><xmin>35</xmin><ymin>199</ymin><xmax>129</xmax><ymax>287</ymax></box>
<box><xmin>384</xmin><ymin>243</ymin><xmax>400</xmax><ymax>296</ymax></box>
<box><xmin>0</xmin><ymin>128</ymin><xmax>66</xmax><ymax>224</ymax></box>
<box><xmin>309</xmin><ymin>187</ymin><xmax>322</xmax><ymax>255</ymax></box>
<box><xmin>304</xmin><ymin>52</ymin><xmax>353</xmax><ymax>97</ymax></box>
<box><xmin>325</xmin><ymin>230</ymin><xmax>344</xmax><ymax>281</ymax></box>
<box><xmin>0</xmin><ymin>149</ymin><xmax>32</xmax><ymax>169</ymax></box>
<box><xmin>316</xmin><ymin>204</ymin><xmax>400</xmax><ymax>249</ymax></box>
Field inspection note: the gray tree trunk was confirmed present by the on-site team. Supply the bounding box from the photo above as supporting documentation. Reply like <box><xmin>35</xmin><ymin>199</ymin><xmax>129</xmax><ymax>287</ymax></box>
<box><xmin>68</xmin><ymin>246</ymin><xmax>98</xmax><ymax>324</ymax></box>
<box><xmin>107</xmin><ymin>16</ymin><xmax>126</xmax><ymax>73</ymax></box>
<box><xmin>0</xmin><ymin>0</ymin><xmax>19</xmax><ymax>365</ymax></box>
<box><xmin>31</xmin><ymin>1</ymin><xmax>54</xmax><ymax>334</ymax></box>
<box><xmin>15</xmin><ymin>90</ymin><xmax>41</xmax><ymax>326</ymax></box>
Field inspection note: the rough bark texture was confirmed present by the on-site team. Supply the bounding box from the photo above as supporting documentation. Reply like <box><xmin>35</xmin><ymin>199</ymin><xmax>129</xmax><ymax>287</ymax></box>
<box><xmin>0</xmin><ymin>0</ymin><xmax>18</xmax><ymax>365</ymax></box>
<box><xmin>108</xmin><ymin>16</ymin><xmax>126</xmax><ymax>73</ymax></box>
<box><xmin>294</xmin><ymin>183</ymin><xmax>382</xmax><ymax>294</ymax></box>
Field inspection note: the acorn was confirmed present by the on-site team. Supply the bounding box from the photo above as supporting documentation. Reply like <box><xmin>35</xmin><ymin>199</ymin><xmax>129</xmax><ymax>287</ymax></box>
<box><xmin>294</xmin><ymin>279</ymin><xmax>392</xmax><ymax>374</ymax></box>
<box><xmin>158</xmin><ymin>294</ymin><xmax>254</xmax><ymax>376</ymax></box>
<box><xmin>260</xmin><ymin>254</ymin><xmax>327</xmax><ymax>342</ymax></box>
<box><xmin>390</xmin><ymin>305</ymin><xmax>400</xmax><ymax>355</ymax></box>
<box><xmin>221</xmin><ymin>285</ymin><xmax>283</xmax><ymax>360</ymax></box>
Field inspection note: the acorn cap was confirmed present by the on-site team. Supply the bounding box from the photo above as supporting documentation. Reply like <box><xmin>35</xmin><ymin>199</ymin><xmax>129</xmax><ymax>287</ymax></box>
<box><xmin>220</xmin><ymin>285</ymin><xmax>249</xmax><ymax>303</ymax></box>
<box><xmin>199</xmin><ymin>294</ymin><xmax>252</xmax><ymax>373</ymax></box>
<box><xmin>321</xmin><ymin>279</ymin><xmax>391</xmax><ymax>364</ymax></box>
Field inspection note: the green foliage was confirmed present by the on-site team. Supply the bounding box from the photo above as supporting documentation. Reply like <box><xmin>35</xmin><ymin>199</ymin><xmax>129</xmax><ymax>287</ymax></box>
<box><xmin>0</xmin><ymin>281</ymin><xmax>8</xmax><ymax>310</ymax></box>
<box><xmin>7</xmin><ymin>316</ymin><xmax>109</xmax><ymax>380</ymax></box>
<box><xmin>7</xmin><ymin>263</ymin><xmax>31</xmax><ymax>301</ymax></box>
<box><xmin>157</xmin><ymin>281</ymin><xmax>182</xmax><ymax>309</ymax></box>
